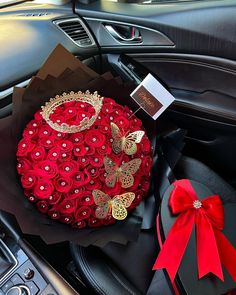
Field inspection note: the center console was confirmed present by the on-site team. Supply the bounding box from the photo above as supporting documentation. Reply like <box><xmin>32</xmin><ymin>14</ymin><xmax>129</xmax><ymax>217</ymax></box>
<box><xmin>0</xmin><ymin>213</ymin><xmax>78</xmax><ymax>295</ymax></box>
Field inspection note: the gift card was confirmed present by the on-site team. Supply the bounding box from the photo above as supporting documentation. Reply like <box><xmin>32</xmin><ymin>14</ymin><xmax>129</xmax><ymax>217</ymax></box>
<box><xmin>130</xmin><ymin>73</ymin><xmax>175</xmax><ymax>120</ymax></box>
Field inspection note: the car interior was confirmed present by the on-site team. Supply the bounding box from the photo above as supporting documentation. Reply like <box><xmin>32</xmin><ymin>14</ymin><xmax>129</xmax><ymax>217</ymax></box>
<box><xmin>1</xmin><ymin>0</ymin><xmax>236</xmax><ymax>294</ymax></box>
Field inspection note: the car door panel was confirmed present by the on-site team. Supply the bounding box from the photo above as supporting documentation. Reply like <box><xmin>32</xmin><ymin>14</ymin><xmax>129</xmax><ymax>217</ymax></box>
<box><xmin>75</xmin><ymin>0</ymin><xmax>236</xmax><ymax>178</ymax></box>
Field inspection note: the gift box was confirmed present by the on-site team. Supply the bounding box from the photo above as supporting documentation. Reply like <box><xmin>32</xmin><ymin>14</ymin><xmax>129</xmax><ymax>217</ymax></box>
<box><xmin>0</xmin><ymin>44</ymin><xmax>157</xmax><ymax>247</ymax></box>
<box><xmin>153</xmin><ymin>179</ymin><xmax>236</xmax><ymax>295</ymax></box>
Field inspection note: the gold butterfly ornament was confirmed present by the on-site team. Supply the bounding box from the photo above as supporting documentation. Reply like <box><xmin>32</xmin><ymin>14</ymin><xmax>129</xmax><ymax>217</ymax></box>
<box><xmin>111</xmin><ymin>122</ymin><xmax>145</xmax><ymax>155</ymax></box>
<box><xmin>92</xmin><ymin>190</ymin><xmax>135</xmax><ymax>220</ymax></box>
<box><xmin>104</xmin><ymin>157</ymin><xmax>141</xmax><ymax>188</ymax></box>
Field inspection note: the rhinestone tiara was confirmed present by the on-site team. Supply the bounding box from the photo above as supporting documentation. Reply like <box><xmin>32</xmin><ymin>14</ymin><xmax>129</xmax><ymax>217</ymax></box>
<box><xmin>41</xmin><ymin>91</ymin><xmax>104</xmax><ymax>133</ymax></box>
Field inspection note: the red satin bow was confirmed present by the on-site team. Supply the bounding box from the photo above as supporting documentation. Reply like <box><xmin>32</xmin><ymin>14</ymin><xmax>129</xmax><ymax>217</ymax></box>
<box><xmin>153</xmin><ymin>179</ymin><xmax>236</xmax><ymax>283</ymax></box>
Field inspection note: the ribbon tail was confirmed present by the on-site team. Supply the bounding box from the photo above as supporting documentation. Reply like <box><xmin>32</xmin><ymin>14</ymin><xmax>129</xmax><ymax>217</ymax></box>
<box><xmin>196</xmin><ymin>212</ymin><xmax>224</xmax><ymax>281</ymax></box>
<box><xmin>153</xmin><ymin>210</ymin><xmax>194</xmax><ymax>282</ymax></box>
<box><xmin>214</xmin><ymin>229</ymin><xmax>236</xmax><ymax>282</ymax></box>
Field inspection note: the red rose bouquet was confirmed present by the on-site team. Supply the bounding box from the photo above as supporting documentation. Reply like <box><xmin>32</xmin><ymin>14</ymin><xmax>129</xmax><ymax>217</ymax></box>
<box><xmin>16</xmin><ymin>90</ymin><xmax>152</xmax><ymax>229</ymax></box>
<box><xmin>0</xmin><ymin>45</ymin><xmax>156</xmax><ymax>246</ymax></box>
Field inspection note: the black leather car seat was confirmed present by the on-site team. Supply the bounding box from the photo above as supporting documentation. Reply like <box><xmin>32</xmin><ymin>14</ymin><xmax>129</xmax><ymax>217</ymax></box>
<box><xmin>71</xmin><ymin>156</ymin><xmax>235</xmax><ymax>295</ymax></box>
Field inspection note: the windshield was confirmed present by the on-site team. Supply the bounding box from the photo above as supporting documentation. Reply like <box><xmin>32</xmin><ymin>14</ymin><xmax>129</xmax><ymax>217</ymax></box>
<box><xmin>0</xmin><ymin>0</ymin><xmax>30</xmax><ymax>7</ymax></box>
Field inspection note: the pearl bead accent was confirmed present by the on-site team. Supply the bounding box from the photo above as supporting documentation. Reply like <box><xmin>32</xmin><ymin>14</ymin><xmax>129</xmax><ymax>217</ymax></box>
<box><xmin>40</xmin><ymin>186</ymin><xmax>45</xmax><ymax>190</ymax></box>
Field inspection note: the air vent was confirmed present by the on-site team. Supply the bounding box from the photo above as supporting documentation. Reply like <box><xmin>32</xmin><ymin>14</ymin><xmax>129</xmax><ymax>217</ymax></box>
<box><xmin>17</xmin><ymin>12</ymin><xmax>50</xmax><ymax>17</ymax></box>
<box><xmin>54</xmin><ymin>18</ymin><xmax>95</xmax><ymax>48</ymax></box>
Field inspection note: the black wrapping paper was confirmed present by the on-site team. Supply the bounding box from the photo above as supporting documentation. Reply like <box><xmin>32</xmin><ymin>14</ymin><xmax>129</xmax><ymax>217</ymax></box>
<box><xmin>0</xmin><ymin>44</ymin><xmax>157</xmax><ymax>247</ymax></box>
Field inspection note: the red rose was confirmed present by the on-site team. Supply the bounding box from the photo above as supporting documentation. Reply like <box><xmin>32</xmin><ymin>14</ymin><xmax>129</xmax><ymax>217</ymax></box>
<box><xmin>60</xmin><ymin>215</ymin><xmax>74</xmax><ymax>224</ymax></box>
<box><xmin>48</xmin><ymin>210</ymin><xmax>60</xmax><ymax>220</ymax></box>
<box><xmin>38</xmin><ymin>125</ymin><xmax>52</xmax><ymax>138</ymax></box>
<box><xmin>37</xmin><ymin>201</ymin><xmax>49</xmax><ymax>213</ymax></box>
<box><xmin>51</xmin><ymin>130</ymin><xmax>66</xmax><ymax>141</ymax></box>
<box><xmin>87</xmin><ymin>166</ymin><xmax>99</xmax><ymax>178</ymax></box>
<box><xmin>65</xmin><ymin>186</ymin><xmax>84</xmax><ymax>200</ymax></box>
<box><xmin>49</xmin><ymin>114</ymin><xmax>65</xmax><ymax>125</ymax></box>
<box><xmin>21</xmin><ymin>171</ymin><xmax>37</xmax><ymax>189</ymax></box>
<box><xmin>79</xmin><ymin>156</ymin><xmax>90</xmax><ymax>168</ymax></box>
<box><xmin>48</xmin><ymin>192</ymin><xmax>62</xmax><ymax>205</ymax></box>
<box><xmin>33</xmin><ymin>180</ymin><xmax>54</xmax><ymax>199</ymax></box>
<box><xmin>129</xmin><ymin>118</ymin><xmax>142</xmax><ymax>129</ymax></box>
<box><xmin>97</xmin><ymin>124</ymin><xmax>111</xmax><ymax>134</ymax></box>
<box><xmin>27</xmin><ymin>194</ymin><xmax>37</xmax><ymax>203</ymax></box>
<box><xmin>63</xmin><ymin>106</ymin><xmax>77</xmax><ymax>120</ymax></box>
<box><xmin>70</xmin><ymin>133</ymin><xmax>84</xmax><ymax>145</ymax></box>
<box><xmin>34</xmin><ymin>110</ymin><xmax>43</xmax><ymax>121</ymax></box>
<box><xmin>59</xmin><ymin>151</ymin><xmax>72</xmax><ymax>162</ymax></box>
<box><xmin>103</xmin><ymin>182</ymin><xmax>121</xmax><ymax>196</ymax></box>
<box><xmin>75</xmin><ymin>206</ymin><xmax>91</xmax><ymax>221</ymax></box>
<box><xmin>90</xmin><ymin>155</ymin><xmax>103</xmax><ymax>167</ymax></box>
<box><xmin>76</xmin><ymin>111</ymin><xmax>92</xmax><ymax>124</ymax></box>
<box><xmin>76</xmin><ymin>191</ymin><xmax>94</xmax><ymax>206</ymax></box>
<box><xmin>86</xmin><ymin>179</ymin><xmax>102</xmax><ymax>191</ymax></box>
<box><xmin>139</xmin><ymin>137</ymin><xmax>152</xmax><ymax>154</ymax></box>
<box><xmin>88</xmin><ymin>217</ymin><xmax>102</xmax><ymax>228</ymax></box>
<box><xmin>47</xmin><ymin>147</ymin><xmax>61</xmax><ymax>161</ymax></box>
<box><xmin>17</xmin><ymin>138</ymin><xmax>35</xmax><ymax>156</ymax></box>
<box><xmin>84</xmin><ymin>145</ymin><xmax>95</xmax><ymax>156</ymax></box>
<box><xmin>96</xmin><ymin>144</ymin><xmax>112</xmax><ymax>156</ymax></box>
<box><xmin>31</xmin><ymin>146</ymin><xmax>46</xmax><ymax>162</ymax></box>
<box><xmin>114</xmin><ymin>116</ymin><xmax>130</xmax><ymax>129</ymax></box>
<box><xmin>58</xmin><ymin>140</ymin><xmax>73</xmax><ymax>152</ymax></box>
<box><xmin>26</xmin><ymin>120</ymin><xmax>40</xmax><ymax>129</ymax></box>
<box><xmin>72</xmin><ymin>220</ymin><xmax>86</xmax><ymax>229</ymax></box>
<box><xmin>58</xmin><ymin>200</ymin><xmax>75</xmax><ymax>214</ymax></box>
<box><xmin>17</xmin><ymin>159</ymin><xmax>32</xmax><ymax>175</ymax></box>
<box><xmin>104</xmin><ymin>97</ymin><xmax>115</xmax><ymax>105</ymax></box>
<box><xmin>73</xmin><ymin>145</ymin><xmax>86</xmax><ymax>157</ymax></box>
<box><xmin>111</xmin><ymin>108</ymin><xmax>123</xmax><ymax>118</ymax></box>
<box><xmin>102</xmin><ymin>103</ymin><xmax>113</xmax><ymax>114</ymax></box>
<box><xmin>54</xmin><ymin>176</ymin><xmax>73</xmax><ymax>193</ymax></box>
<box><xmin>35</xmin><ymin>160</ymin><xmax>58</xmax><ymax>179</ymax></box>
<box><xmin>58</xmin><ymin>161</ymin><xmax>78</xmax><ymax>177</ymax></box>
<box><xmin>85</xmin><ymin>130</ymin><xmax>106</xmax><ymax>148</ymax></box>
<box><xmin>23</xmin><ymin>127</ymin><xmax>38</xmax><ymax>139</ymax></box>
<box><xmin>39</xmin><ymin>137</ymin><xmax>55</xmax><ymax>149</ymax></box>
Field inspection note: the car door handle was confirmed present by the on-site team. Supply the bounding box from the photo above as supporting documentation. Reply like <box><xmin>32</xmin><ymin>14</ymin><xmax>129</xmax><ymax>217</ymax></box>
<box><xmin>104</xmin><ymin>25</ymin><xmax>142</xmax><ymax>43</ymax></box>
